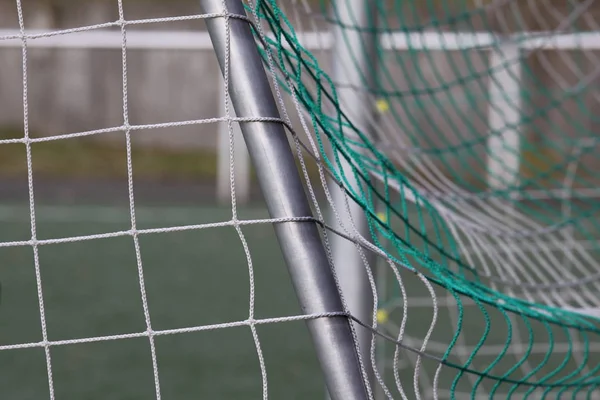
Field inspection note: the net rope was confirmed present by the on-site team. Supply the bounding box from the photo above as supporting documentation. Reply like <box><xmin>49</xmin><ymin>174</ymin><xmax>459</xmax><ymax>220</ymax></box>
<box><xmin>245</xmin><ymin>0</ymin><xmax>600</xmax><ymax>398</ymax></box>
<box><xmin>3</xmin><ymin>0</ymin><xmax>600</xmax><ymax>398</ymax></box>
<box><xmin>5</xmin><ymin>1</ymin><xmax>355</xmax><ymax>399</ymax></box>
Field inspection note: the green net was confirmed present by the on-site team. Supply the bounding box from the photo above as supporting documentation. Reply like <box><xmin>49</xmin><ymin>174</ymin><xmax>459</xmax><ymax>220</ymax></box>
<box><xmin>244</xmin><ymin>0</ymin><xmax>600</xmax><ymax>398</ymax></box>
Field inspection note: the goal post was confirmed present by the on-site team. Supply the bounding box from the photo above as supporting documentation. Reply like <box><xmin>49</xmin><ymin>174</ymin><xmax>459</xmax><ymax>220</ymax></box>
<box><xmin>485</xmin><ymin>41</ymin><xmax>522</xmax><ymax>191</ymax></box>
<box><xmin>5</xmin><ymin>0</ymin><xmax>600</xmax><ymax>397</ymax></box>
<box><xmin>198</xmin><ymin>0</ymin><xmax>370</xmax><ymax>398</ymax></box>
<box><xmin>216</xmin><ymin>76</ymin><xmax>249</xmax><ymax>204</ymax></box>
<box><xmin>327</xmin><ymin>0</ymin><xmax>379</xmax><ymax>391</ymax></box>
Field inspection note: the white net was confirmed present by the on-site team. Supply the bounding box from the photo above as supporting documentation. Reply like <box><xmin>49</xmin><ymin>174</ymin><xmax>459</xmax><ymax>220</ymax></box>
<box><xmin>2</xmin><ymin>0</ymin><xmax>600</xmax><ymax>399</ymax></box>
<box><xmin>0</xmin><ymin>1</ymin><xmax>361</xmax><ymax>398</ymax></box>
<box><xmin>274</xmin><ymin>1</ymin><xmax>600</xmax><ymax>398</ymax></box>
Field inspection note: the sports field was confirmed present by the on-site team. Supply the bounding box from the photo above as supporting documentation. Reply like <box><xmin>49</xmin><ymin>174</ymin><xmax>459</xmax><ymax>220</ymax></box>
<box><xmin>1</xmin><ymin>195</ymin><xmax>599</xmax><ymax>399</ymax></box>
<box><xmin>0</xmin><ymin>202</ymin><xmax>325</xmax><ymax>399</ymax></box>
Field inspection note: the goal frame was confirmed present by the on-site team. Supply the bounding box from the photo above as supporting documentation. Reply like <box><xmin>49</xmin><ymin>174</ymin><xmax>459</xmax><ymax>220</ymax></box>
<box><xmin>198</xmin><ymin>0</ymin><xmax>370</xmax><ymax>398</ymax></box>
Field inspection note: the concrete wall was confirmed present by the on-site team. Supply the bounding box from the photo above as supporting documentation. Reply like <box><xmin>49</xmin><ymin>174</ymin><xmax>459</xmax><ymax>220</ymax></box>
<box><xmin>0</xmin><ymin>0</ymin><xmax>225</xmax><ymax>150</ymax></box>
<box><xmin>0</xmin><ymin>0</ymin><xmax>598</xmax><ymax>187</ymax></box>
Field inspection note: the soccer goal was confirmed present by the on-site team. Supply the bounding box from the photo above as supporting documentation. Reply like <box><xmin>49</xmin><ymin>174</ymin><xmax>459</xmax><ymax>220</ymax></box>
<box><xmin>2</xmin><ymin>0</ymin><xmax>600</xmax><ymax>399</ymax></box>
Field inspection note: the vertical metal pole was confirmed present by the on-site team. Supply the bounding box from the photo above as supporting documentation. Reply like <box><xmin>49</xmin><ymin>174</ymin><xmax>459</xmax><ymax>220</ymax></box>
<box><xmin>328</xmin><ymin>0</ymin><xmax>378</xmax><ymax>393</ymax></box>
<box><xmin>486</xmin><ymin>42</ymin><xmax>522</xmax><ymax>191</ymax></box>
<box><xmin>199</xmin><ymin>1</ymin><xmax>369</xmax><ymax>399</ymax></box>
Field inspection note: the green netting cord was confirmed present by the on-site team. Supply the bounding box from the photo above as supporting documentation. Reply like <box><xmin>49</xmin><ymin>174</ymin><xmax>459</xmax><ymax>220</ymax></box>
<box><xmin>244</xmin><ymin>0</ymin><xmax>600</xmax><ymax>397</ymax></box>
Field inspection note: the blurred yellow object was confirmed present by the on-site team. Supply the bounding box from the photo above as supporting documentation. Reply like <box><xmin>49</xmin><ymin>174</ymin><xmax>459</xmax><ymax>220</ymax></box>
<box><xmin>375</xmin><ymin>99</ymin><xmax>389</xmax><ymax>114</ymax></box>
<box><xmin>376</xmin><ymin>309</ymin><xmax>389</xmax><ymax>324</ymax></box>
<box><xmin>376</xmin><ymin>211</ymin><xmax>387</xmax><ymax>223</ymax></box>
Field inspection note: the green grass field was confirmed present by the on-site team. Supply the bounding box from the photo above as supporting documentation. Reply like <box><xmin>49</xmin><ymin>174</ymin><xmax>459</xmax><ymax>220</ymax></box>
<box><xmin>1</xmin><ymin>201</ymin><xmax>600</xmax><ymax>399</ymax></box>
<box><xmin>0</xmin><ymin>204</ymin><xmax>325</xmax><ymax>399</ymax></box>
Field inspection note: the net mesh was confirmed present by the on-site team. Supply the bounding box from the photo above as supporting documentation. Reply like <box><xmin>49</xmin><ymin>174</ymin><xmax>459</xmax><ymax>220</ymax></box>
<box><xmin>246</xmin><ymin>0</ymin><xmax>600</xmax><ymax>398</ymax></box>
<box><xmin>2</xmin><ymin>0</ymin><xmax>600</xmax><ymax>398</ymax></box>
<box><xmin>1</xmin><ymin>1</ymin><xmax>351</xmax><ymax>399</ymax></box>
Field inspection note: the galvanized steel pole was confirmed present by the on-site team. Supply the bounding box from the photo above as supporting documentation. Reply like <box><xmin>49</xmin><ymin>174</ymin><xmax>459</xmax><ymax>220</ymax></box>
<box><xmin>198</xmin><ymin>0</ymin><xmax>370</xmax><ymax>398</ymax></box>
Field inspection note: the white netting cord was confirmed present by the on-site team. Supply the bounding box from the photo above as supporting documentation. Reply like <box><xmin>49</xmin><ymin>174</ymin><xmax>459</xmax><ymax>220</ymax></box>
<box><xmin>0</xmin><ymin>311</ymin><xmax>351</xmax><ymax>352</ymax></box>
<box><xmin>389</xmin><ymin>1</ymin><xmax>600</xmax><ymax>307</ymax></box>
<box><xmin>6</xmin><ymin>0</ymin><xmax>600</xmax><ymax>398</ymax></box>
<box><xmin>116</xmin><ymin>1</ymin><xmax>163</xmax><ymax>397</ymax></box>
<box><xmin>246</xmin><ymin>2</ymin><xmax>380</xmax><ymax>398</ymax></box>
<box><xmin>281</xmin><ymin>1</ymin><xmax>600</xmax><ymax>398</ymax></box>
<box><xmin>0</xmin><ymin>2</ymin><xmax>384</xmax><ymax>399</ymax></box>
<box><xmin>247</xmin><ymin>3</ymin><xmax>462</xmax><ymax>397</ymax></box>
<box><xmin>220</xmin><ymin>1</ymin><xmax>269</xmax><ymax>397</ymax></box>
<box><xmin>270</xmin><ymin>5</ymin><xmax>448</xmax><ymax>395</ymax></box>
<box><xmin>294</xmin><ymin>0</ymin><xmax>600</xmax><ymax>311</ymax></box>
<box><xmin>14</xmin><ymin>1</ymin><xmax>56</xmax><ymax>399</ymax></box>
